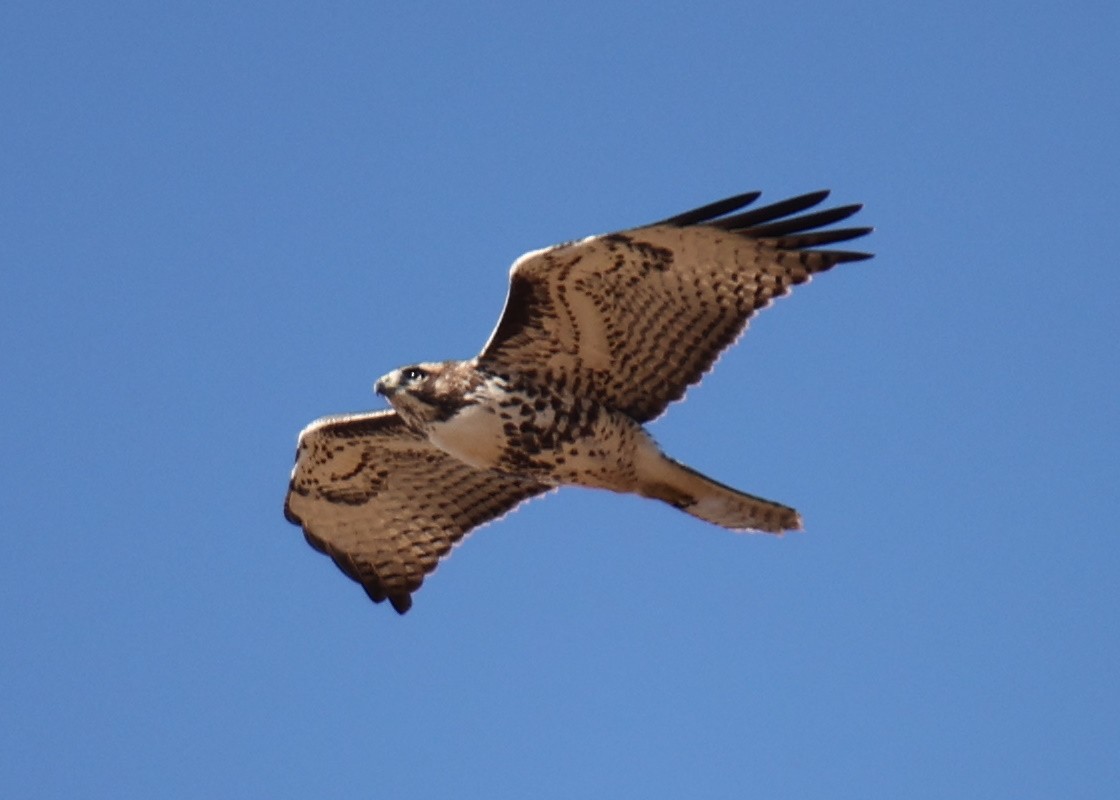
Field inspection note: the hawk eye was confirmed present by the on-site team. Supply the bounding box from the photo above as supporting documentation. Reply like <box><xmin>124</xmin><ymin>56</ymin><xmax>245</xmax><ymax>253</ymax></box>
<box><xmin>401</xmin><ymin>366</ymin><xmax>426</xmax><ymax>383</ymax></box>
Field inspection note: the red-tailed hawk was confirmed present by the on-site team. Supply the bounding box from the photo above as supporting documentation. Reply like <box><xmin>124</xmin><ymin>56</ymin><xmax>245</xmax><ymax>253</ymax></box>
<box><xmin>285</xmin><ymin>190</ymin><xmax>872</xmax><ymax>613</ymax></box>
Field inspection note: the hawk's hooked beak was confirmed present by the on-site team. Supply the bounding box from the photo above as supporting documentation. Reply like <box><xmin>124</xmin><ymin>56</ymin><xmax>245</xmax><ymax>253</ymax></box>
<box><xmin>374</xmin><ymin>376</ymin><xmax>393</xmax><ymax>397</ymax></box>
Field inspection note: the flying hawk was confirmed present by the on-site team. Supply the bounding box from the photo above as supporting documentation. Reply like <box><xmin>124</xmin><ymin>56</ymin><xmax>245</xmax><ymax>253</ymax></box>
<box><xmin>285</xmin><ymin>189</ymin><xmax>872</xmax><ymax>613</ymax></box>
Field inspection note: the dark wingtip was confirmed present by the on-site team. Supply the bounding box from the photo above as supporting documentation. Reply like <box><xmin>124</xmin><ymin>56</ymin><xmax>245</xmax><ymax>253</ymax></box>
<box><xmin>389</xmin><ymin>593</ymin><xmax>413</xmax><ymax>614</ymax></box>
<box><xmin>283</xmin><ymin>489</ymin><xmax>303</xmax><ymax>525</ymax></box>
<box><xmin>700</xmin><ymin>191</ymin><xmax>873</xmax><ymax>260</ymax></box>
<box><xmin>832</xmin><ymin>251</ymin><xmax>875</xmax><ymax>263</ymax></box>
<box><xmin>793</xmin><ymin>189</ymin><xmax>831</xmax><ymax>206</ymax></box>
<box><xmin>651</xmin><ymin>191</ymin><xmax>762</xmax><ymax>226</ymax></box>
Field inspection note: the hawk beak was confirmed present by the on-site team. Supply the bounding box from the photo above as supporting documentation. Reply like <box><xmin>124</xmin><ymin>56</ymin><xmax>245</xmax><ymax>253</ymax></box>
<box><xmin>374</xmin><ymin>377</ymin><xmax>392</xmax><ymax>397</ymax></box>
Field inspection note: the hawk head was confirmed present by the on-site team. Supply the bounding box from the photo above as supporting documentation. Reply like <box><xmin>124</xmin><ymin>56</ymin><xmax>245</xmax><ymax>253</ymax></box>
<box><xmin>375</xmin><ymin>360</ymin><xmax>480</xmax><ymax>430</ymax></box>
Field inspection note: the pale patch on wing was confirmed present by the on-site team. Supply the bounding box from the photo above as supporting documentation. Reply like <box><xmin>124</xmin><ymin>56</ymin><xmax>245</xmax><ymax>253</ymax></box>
<box><xmin>564</xmin><ymin>275</ymin><xmax>612</xmax><ymax>371</ymax></box>
<box><xmin>477</xmin><ymin>226</ymin><xmax>805</xmax><ymax>422</ymax></box>
<box><xmin>477</xmin><ymin>192</ymin><xmax>871</xmax><ymax>423</ymax></box>
<box><xmin>284</xmin><ymin>410</ymin><xmax>549</xmax><ymax>613</ymax></box>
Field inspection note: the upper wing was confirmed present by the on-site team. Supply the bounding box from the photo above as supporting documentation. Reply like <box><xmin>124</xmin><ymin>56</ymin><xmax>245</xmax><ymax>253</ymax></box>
<box><xmin>284</xmin><ymin>410</ymin><xmax>549</xmax><ymax>613</ymax></box>
<box><xmin>477</xmin><ymin>190</ymin><xmax>872</xmax><ymax>422</ymax></box>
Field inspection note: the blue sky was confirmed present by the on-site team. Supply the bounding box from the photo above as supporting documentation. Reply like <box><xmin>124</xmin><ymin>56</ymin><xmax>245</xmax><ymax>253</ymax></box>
<box><xmin>2</xmin><ymin>2</ymin><xmax>1118</xmax><ymax>797</ymax></box>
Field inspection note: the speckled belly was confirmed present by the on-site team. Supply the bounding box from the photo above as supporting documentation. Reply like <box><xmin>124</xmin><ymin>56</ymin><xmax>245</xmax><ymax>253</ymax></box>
<box><xmin>426</xmin><ymin>387</ymin><xmax>651</xmax><ymax>492</ymax></box>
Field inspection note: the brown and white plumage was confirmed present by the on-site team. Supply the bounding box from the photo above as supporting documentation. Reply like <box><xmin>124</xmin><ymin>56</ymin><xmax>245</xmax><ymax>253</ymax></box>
<box><xmin>285</xmin><ymin>411</ymin><xmax>550</xmax><ymax>613</ymax></box>
<box><xmin>479</xmin><ymin>190</ymin><xmax>870</xmax><ymax>422</ymax></box>
<box><xmin>285</xmin><ymin>190</ymin><xmax>872</xmax><ymax>613</ymax></box>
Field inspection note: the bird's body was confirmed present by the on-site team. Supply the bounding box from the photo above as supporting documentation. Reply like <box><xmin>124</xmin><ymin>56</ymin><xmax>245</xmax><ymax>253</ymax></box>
<box><xmin>285</xmin><ymin>189</ymin><xmax>873</xmax><ymax>613</ymax></box>
<box><xmin>377</xmin><ymin>358</ymin><xmax>799</xmax><ymax>530</ymax></box>
<box><xmin>381</xmin><ymin>361</ymin><xmax>647</xmax><ymax>490</ymax></box>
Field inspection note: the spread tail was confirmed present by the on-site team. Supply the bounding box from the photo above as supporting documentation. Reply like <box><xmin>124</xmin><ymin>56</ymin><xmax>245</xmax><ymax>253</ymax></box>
<box><xmin>639</xmin><ymin>455</ymin><xmax>801</xmax><ymax>533</ymax></box>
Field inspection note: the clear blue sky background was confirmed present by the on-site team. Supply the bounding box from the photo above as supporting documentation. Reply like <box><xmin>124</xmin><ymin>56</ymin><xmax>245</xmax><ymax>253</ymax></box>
<box><xmin>2</xmin><ymin>2</ymin><xmax>1117</xmax><ymax>797</ymax></box>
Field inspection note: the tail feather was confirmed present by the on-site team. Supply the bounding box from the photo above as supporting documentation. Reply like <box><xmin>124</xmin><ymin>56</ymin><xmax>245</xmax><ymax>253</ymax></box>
<box><xmin>640</xmin><ymin>456</ymin><xmax>801</xmax><ymax>533</ymax></box>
